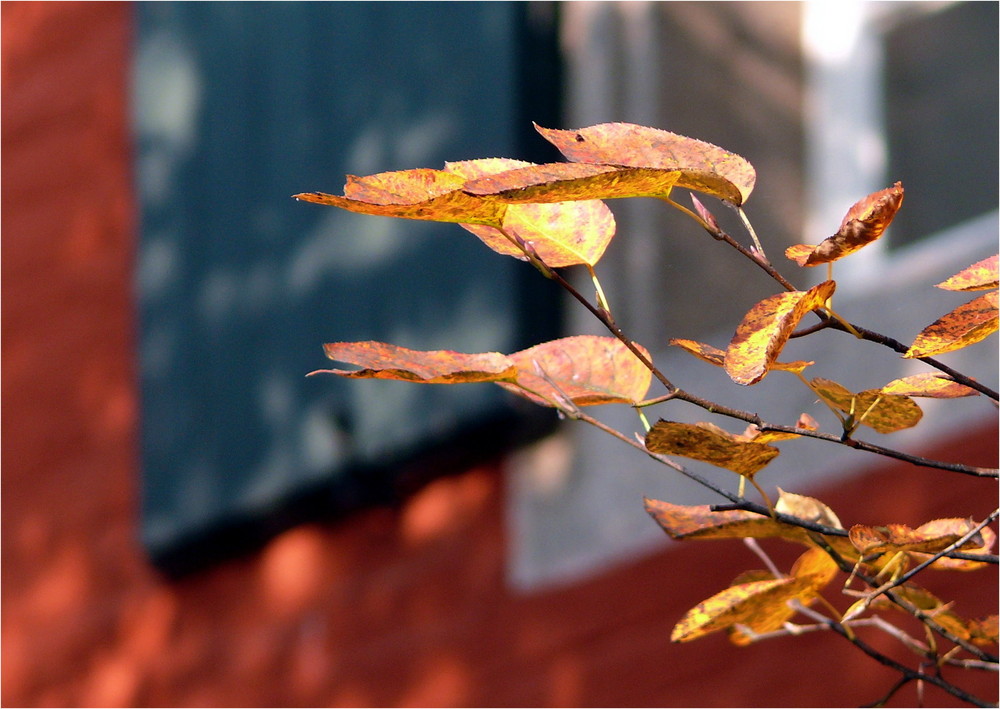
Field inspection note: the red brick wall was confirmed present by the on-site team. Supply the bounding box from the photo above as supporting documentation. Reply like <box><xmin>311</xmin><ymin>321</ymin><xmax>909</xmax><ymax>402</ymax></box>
<box><xmin>3</xmin><ymin>3</ymin><xmax>996</xmax><ymax>707</ymax></box>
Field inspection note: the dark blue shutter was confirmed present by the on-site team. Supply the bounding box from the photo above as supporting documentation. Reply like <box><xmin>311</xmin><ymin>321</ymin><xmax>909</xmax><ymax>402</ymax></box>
<box><xmin>133</xmin><ymin>2</ymin><xmax>562</xmax><ymax>575</ymax></box>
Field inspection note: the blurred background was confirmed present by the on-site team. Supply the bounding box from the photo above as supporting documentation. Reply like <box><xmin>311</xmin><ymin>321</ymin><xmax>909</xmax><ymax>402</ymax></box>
<box><xmin>3</xmin><ymin>2</ymin><xmax>996</xmax><ymax>706</ymax></box>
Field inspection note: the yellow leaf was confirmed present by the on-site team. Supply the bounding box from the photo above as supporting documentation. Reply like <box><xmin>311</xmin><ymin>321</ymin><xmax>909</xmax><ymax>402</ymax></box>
<box><xmin>881</xmin><ymin>373</ymin><xmax>979</xmax><ymax>399</ymax></box>
<box><xmin>645</xmin><ymin>421</ymin><xmax>779</xmax><ymax>477</ymax></box>
<box><xmin>810</xmin><ymin>378</ymin><xmax>923</xmax><ymax>433</ymax></box>
<box><xmin>463</xmin><ymin>162</ymin><xmax>683</xmax><ymax>202</ymax></box>
<box><xmin>500</xmin><ymin>336</ymin><xmax>653</xmax><ymax>407</ymax></box>
<box><xmin>445</xmin><ymin>159</ymin><xmax>617</xmax><ymax>268</ymax></box>
<box><xmin>725</xmin><ymin>281</ymin><xmax>836</xmax><ymax>386</ymax></box>
<box><xmin>294</xmin><ymin>168</ymin><xmax>504</xmax><ymax>224</ymax></box>
<box><xmin>534</xmin><ymin>122</ymin><xmax>756</xmax><ymax>205</ymax></box>
<box><xmin>936</xmin><ymin>254</ymin><xmax>999</xmax><ymax>292</ymax></box>
<box><xmin>905</xmin><ymin>291</ymin><xmax>999</xmax><ymax>358</ymax></box>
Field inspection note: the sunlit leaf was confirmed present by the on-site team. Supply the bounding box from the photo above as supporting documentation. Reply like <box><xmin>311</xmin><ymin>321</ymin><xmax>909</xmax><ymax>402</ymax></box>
<box><xmin>810</xmin><ymin>378</ymin><xmax>923</xmax><ymax>433</ymax></box>
<box><xmin>445</xmin><ymin>159</ymin><xmax>617</xmax><ymax>267</ymax></box>
<box><xmin>904</xmin><ymin>291</ymin><xmax>999</xmax><ymax>359</ymax></box>
<box><xmin>725</xmin><ymin>281</ymin><xmax>836</xmax><ymax>386</ymax></box>
<box><xmin>462</xmin><ymin>162</ymin><xmax>683</xmax><ymax>202</ymax></box>
<box><xmin>309</xmin><ymin>341</ymin><xmax>516</xmax><ymax>383</ymax></box>
<box><xmin>535</xmin><ymin>122</ymin><xmax>756</xmax><ymax>205</ymax></box>
<box><xmin>294</xmin><ymin>168</ymin><xmax>504</xmax><ymax>224</ymax></box>
<box><xmin>848</xmin><ymin>518</ymin><xmax>984</xmax><ymax>556</ymax></box>
<box><xmin>881</xmin><ymin>373</ymin><xmax>979</xmax><ymax>399</ymax></box>
<box><xmin>936</xmin><ymin>254</ymin><xmax>999</xmax><ymax>292</ymax></box>
<box><xmin>968</xmin><ymin>615</ymin><xmax>999</xmax><ymax>645</ymax></box>
<box><xmin>645</xmin><ymin>421</ymin><xmax>779</xmax><ymax>477</ymax></box>
<box><xmin>669</xmin><ymin>338</ymin><xmax>725</xmax><ymax>366</ymax></box>
<box><xmin>784</xmin><ymin>183</ymin><xmax>903</xmax><ymax>266</ymax></box>
<box><xmin>775</xmin><ymin>489</ymin><xmax>843</xmax><ymax>530</ymax></box>
<box><xmin>500</xmin><ymin>335</ymin><xmax>653</xmax><ymax>407</ymax></box>
<box><xmin>673</xmin><ymin>549</ymin><xmax>836</xmax><ymax>645</ymax></box>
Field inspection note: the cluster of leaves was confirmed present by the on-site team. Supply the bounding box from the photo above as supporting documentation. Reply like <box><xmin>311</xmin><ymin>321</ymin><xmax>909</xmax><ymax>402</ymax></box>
<box><xmin>297</xmin><ymin>122</ymin><xmax>998</xmax><ymax>706</ymax></box>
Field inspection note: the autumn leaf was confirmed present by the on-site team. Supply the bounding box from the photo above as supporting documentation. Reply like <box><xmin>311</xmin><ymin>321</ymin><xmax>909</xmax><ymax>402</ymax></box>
<box><xmin>736</xmin><ymin>413</ymin><xmax>819</xmax><ymax>444</ymax></box>
<box><xmin>534</xmin><ymin>122</ymin><xmax>756</xmax><ymax>205</ymax></box>
<box><xmin>904</xmin><ymin>290</ymin><xmax>999</xmax><ymax>359</ymax></box>
<box><xmin>500</xmin><ymin>335</ymin><xmax>653</xmax><ymax>407</ymax></box>
<box><xmin>725</xmin><ymin>281</ymin><xmax>836</xmax><ymax>386</ymax></box>
<box><xmin>881</xmin><ymin>373</ymin><xmax>979</xmax><ymax>399</ymax></box>
<box><xmin>889</xmin><ymin>586</ymin><xmax>998</xmax><ymax>645</ymax></box>
<box><xmin>936</xmin><ymin>254</ymin><xmax>999</xmax><ymax>292</ymax></box>
<box><xmin>672</xmin><ymin>548</ymin><xmax>837</xmax><ymax>644</ymax></box>
<box><xmin>669</xmin><ymin>338</ymin><xmax>813</xmax><ymax>375</ymax></box>
<box><xmin>462</xmin><ymin>161</ymin><xmax>682</xmax><ymax>203</ymax></box>
<box><xmin>308</xmin><ymin>341</ymin><xmax>517</xmax><ymax>383</ymax></box>
<box><xmin>294</xmin><ymin>168</ymin><xmax>504</xmax><ymax>224</ymax></box>
<box><xmin>445</xmin><ymin>159</ymin><xmax>617</xmax><ymax>267</ymax></box>
<box><xmin>645</xmin><ymin>421</ymin><xmax>779</xmax><ymax>477</ymax></box>
<box><xmin>643</xmin><ymin>498</ymin><xmax>858</xmax><ymax>559</ymax></box>
<box><xmin>774</xmin><ymin>488</ymin><xmax>843</xmax><ymax>530</ymax></box>
<box><xmin>785</xmin><ymin>183</ymin><xmax>904</xmax><ymax>267</ymax></box>
<box><xmin>809</xmin><ymin>378</ymin><xmax>923</xmax><ymax>433</ymax></box>
<box><xmin>915</xmin><ymin>525</ymin><xmax>996</xmax><ymax>572</ymax></box>
<box><xmin>848</xmin><ymin>518</ymin><xmax>984</xmax><ymax>556</ymax></box>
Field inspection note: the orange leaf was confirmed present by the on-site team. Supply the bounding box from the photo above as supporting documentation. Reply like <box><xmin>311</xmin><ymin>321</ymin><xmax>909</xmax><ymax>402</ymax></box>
<box><xmin>672</xmin><ymin>549</ymin><xmax>834</xmax><ymax>645</ymax></box>
<box><xmin>917</xmin><ymin>526</ymin><xmax>996</xmax><ymax>572</ymax></box>
<box><xmin>309</xmin><ymin>341</ymin><xmax>516</xmax><ymax>383</ymax></box>
<box><xmin>728</xmin><ymin>548</ymin><xmax>839</xmax><ymax>645</ymax></box>
<box><xmin>645</xmin><ymin>421</ymin><xmax>779</xmax><ymax>477</ymax></box>
<box><xmin>848</xmin><ymin>518</ymin><xmax>984</xmax><ymax>556</ymax></box>
<box><xmin>534</xmin><ymin>122</ymin><xmax>756</xmax><ymax>205</ymax></box>
<box><xmin>936</xmin><ymin>254</ymin><xmax>999</xmax><ymax>292</ymax></box>
<box><xmin>737</xmin><ymin>413</ymin><xmax>819</xmax><ymax>444</ymax></box>
<box><xmin>725</xmin><ymin>281</ymin><xmax>836</xmax><ymax>386</ymax></box>
<box><xmin>294</xmin><ymin>168</ymin><xmax>504</xmax><ymax>224</ymax></box>
<box><xmin>501</xmin><ymin>336</ymin><xmax>653</xmax><ymax>407</ymax></box>
<box><xmin>881</xmin><ymin>373</ymin><xmax>979</xmax><ymax>399</ymax></box>
<box><xmin>785</xmin><ymin>183</ymin><xmax>904</xmax><ymax>267</ymax></box>
<box><xmin>462</xmin><ymin>162</ymin><xmax>682</xmax><ymax>202</ymax></box>
<box><xmin>904</xmin><ymin>291</ymin><xmax>999</xmax><ymax>358</ymax></box>
<box><xmin>669</xmin><ymin>338</ymin><xmax>725</xmax><ymax>366</ymax></box>
<box><xmin>890</xmin><ymin>586</ymin><xmax>997</xmax><ymax>644</ymax></box>
<box><xmin>810</xmin><ymin>378</ymin><xmax>923</xmax><ymax>433</ymax></box>
<box><xmin>445</xmin><ymin>159</ymin><xmax>617</xmax><ymax>267</ymax></box>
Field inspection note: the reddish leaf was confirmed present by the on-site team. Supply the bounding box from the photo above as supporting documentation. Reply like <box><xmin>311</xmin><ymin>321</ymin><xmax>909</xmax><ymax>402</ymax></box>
<box><xmin>294</xmin><ymin>168</ymin><xmax>504</xmax><ymax>224</ymax></box>
<box><xmin>738</xmin><ymin>413</ymin><xmax>819</xmax><ymax>444</ymax></box>
<box><xmin>462</xmin><ymin>162</ymin><xmax>682</xmax><ymax>202</ymax></box>
<box><xmin>645</xmin><ymin>421</ymin><xmax>779</xmax><ymax>477</ymax></box>
<box><xmin>881</xmin><ymin>373</ymin><xmax>979</xmax><ymax>399</ymax></box>
<box><xmin>501</xmin><ymin>335</ymin><xmax>653</xmax><ymax>407</ymax></box>
<box><xmin>936</xmin><ymin>254</ymin><xmax>999</xmax><ymax>292</ymax></box>
<box><xmin>848</xmin><ymin>518</ymin><xmax>984</xmax><ymax>556</ymax></box>
<box><xmin>810</xmin><ymin>378</ymin><xmax>923</xmax><ymax>433</ymax></box>
<box><xmin>535</xmin><ymin>122</ymin><xmax>756</xmax><ymax>205</ymax></box>
<box><xmin>725</xmin><ymin>281</ymin><xmax>836</xmax><ymax>386</ymax></box>
<box><xmin>445</xmin><ymin>159</ymin><xmax>617</xmax><ymax>267</ymax></box>
<box><xmin>904</xmin><ymin>291</ymin><xmax>999</xmax><ymax>358</ymax></box>
<box><xmin>309</xmin><ymin>341</ymin><xmax>516</xmax><ymax>383</ymax></box>
<box><xmin>785</xmin><ymin>183</ymin><xmax>904</xmax><ymax>267</ymax></box>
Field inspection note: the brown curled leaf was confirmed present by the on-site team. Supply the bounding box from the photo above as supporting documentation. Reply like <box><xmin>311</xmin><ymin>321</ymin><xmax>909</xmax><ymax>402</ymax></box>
<box><xmin>309</xmin><ymin>341</ymin><xmax>516</xmax><ymax>384</ymax></box>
